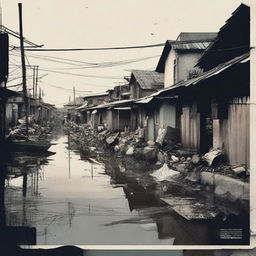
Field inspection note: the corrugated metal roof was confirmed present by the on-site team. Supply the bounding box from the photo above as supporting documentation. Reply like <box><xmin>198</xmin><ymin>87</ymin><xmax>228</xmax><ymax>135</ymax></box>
<box><xmin>87</xmin><ymin>99</ymin><xmax>134</xmax><ymax>110</ymax></box>
<box><xmin>135</xmin><ymin>97</ymin><xmax>153</xmax><ymax>104</ymax></box>
<box><xmin>142</xmin><ymin>52</ymin><xmax>249</xmax><ymax>100</ymax></box>
<box><xmin>131</xmin><ymin>70</ymin><xmax>164</xmax><ymax>90</ymax></box>
<box><xmin>83</xmin><ymin>92</ymin><xmax>108</xmax><ymax>98</ymax></box>
<box><xmin>155</xmin><ymin>37</ymin><xmax>216</xmax><ymax>73</ymax></box>
<box><xmin>76</xmin><ymin>102</ymin><xmax>88</xmax><ymax>110</ymax></box>
<box><xmin>172</xmin><ymin>41</ymin><xmax>211</xmax><ymax>50</ymax></box>
<box><xmin>196</xmin><ymin>4</ymin><xmax>249</xmax><ymax>70</ymax></box>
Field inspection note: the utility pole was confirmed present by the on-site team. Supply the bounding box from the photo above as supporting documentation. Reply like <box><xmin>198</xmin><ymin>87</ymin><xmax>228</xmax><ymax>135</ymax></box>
<box><xmin>73</xmin><ymin>87</ymin><xmax>76</xmax><ymax>106</ymax></box>
<box><xmin>39</xmin><ymin>87</ymin><xmax>42</xmax><ymax>122</ymax></box>
<box><xmin>32</xmin><ymin>66</ymin><xmax>36</xmax><ymax>115</ymax></box>
<box><xmin>32</xmin><ymin>66</ymin><xmax>35</xmax><ymax>98</ymax></box>
<box><xmin>18</xmin><ymin>3</ymin><xmax>29</xmax><ymax>137</ymax></box>
<box><xmin>35</xmin><ymin>65</ymin><xmax>38</xmax><ymax>100</ymax></box>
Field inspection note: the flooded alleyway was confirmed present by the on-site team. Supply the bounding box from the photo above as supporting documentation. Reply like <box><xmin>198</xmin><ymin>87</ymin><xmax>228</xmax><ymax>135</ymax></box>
<box><xmin>1</xmin><ymin>133</ymin><xmax>249</xmax><ymax>245</ymax></box>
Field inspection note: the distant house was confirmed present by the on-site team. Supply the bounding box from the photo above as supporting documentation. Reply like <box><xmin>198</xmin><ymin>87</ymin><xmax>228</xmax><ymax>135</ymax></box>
<box><xmin>40</xmin><ymin>102</ymin><xmax>56</xmax><ymax>123</ymax></box>
<box><xmin>76</xmin><ymin>92</ymin><xmax>110</xmax><ymax>126</ymax></box>
<box><xmin>111</xmin><ymin>84</ymin><xmax>131</xmax><ymax>101</ymax></box>
<box><xmin>156</xmin><ymin>32</ymin><xmax>217</xmax><ymax>87</ymax></box>
<box><xmin>64</xmin><ymin>96</ymin><xmax>85</xmax><ymax>123</ymax></box>
<box><xmin>129</xmin><ymin>70</ymin><xmax>164</xmax><ymax>99</ymax></box>
<box><xmin>83</xmin><ymin>92</ymin><xmax>110</xmax><ymax>107</ymax></box>
<box><xmin>87</xmin><ymin>99</ymin><xmax>135</xmax><ymax>131</ymax></box>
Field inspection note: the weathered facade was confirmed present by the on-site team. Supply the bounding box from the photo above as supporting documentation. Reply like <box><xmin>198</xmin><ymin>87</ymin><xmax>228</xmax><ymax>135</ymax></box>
<box><xmin>156</xmin><ymin>32</ymin><xmax>217</xmax><ymax>87</ymax></box>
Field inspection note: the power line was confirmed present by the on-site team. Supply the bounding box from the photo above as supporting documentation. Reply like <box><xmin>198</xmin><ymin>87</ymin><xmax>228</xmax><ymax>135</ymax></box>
<box><xmin>12</xmin><ymin>50</ymin><xmax>160</xmax><ymax>68</ymax></box>
<box><xmin>41</xmin><ymin>81</ymin><xmax>91</xmax><ymax>93</ymax></box>
<box><xmin>19</xmin><ymin>43</ymin><xmax>165</xmax><ymax>52</ymax></box>
<box><xmin>0</xmin><ymin>25</ymin><xmax>42</xmax><ymax>47</ymax></box>
<box><xmin>50</xmin><ymin>55</ymin><xmax>160</xmax><ymax>70</ymax></box>
<box><xmin>38</xmin><ymin>68</ymin><xmax>124</xmax><ymax>79</ymax></box>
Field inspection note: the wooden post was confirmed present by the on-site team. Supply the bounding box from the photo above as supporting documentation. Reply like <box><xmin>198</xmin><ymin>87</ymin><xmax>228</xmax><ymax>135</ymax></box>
<box><xmin>18</xmin><ymin>3</ymin><xmax>29</xmax><ymax>137</ymax></box>
<box><xmin>73</xmin><ymin>87</ymin><xmax>76</xmax><ymax>105</ymax></box>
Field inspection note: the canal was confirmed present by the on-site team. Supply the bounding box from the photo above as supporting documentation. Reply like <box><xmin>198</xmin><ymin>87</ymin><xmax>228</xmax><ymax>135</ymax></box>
<box><xmin>0</xmin><ymin>133</ymin><xmax>249</xmax><ymax>245</ymax></box>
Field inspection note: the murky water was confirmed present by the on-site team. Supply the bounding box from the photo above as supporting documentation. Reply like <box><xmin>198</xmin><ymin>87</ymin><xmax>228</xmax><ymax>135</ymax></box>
<box><xmin>0</xmin><ymin>135</ymin><xmax>249</xmax><ymax>245</ymax></box>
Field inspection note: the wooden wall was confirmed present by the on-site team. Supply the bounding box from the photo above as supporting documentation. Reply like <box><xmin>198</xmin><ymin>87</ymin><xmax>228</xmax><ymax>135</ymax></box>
<box><xmin>180</xmin><ymin>102</ymin><xmax>200</xmax><ymax>152</ymax></box>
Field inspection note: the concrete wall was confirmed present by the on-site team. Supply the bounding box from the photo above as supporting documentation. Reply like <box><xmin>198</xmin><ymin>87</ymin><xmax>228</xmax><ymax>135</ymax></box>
<box><xmin>164</xmin><ymin>50</ymin><xmax>203</xmax><ymax>87</ymax></box>
<box><xmin>164</xmin><ymin>50</ymin><xmax>176</xmax><ymax>87</ymax></box>
<box><xmin>178</xmin><ymin>52</ymin><xmax>202</xmax><ymax>81</ymax></box>
<box><xmin>159</xmin><ymin>101</ymin><xmax>176</xmax><ymax>129</ymax></box>
<box><xmin>200</xmin><ymin>172</ymin><xmax>249</xmax><ymax>202</ymax></box>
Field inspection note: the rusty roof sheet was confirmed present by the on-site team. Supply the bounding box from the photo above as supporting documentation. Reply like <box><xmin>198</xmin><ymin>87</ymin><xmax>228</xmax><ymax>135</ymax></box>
<box><xmin>131</xmin><ymin>70</ymin><xmax>164</xmax><ymax>90</ymax></box>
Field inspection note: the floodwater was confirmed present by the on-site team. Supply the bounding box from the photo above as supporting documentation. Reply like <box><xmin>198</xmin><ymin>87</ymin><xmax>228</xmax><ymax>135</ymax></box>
<box><xmin>0</xmin><ymin>135</ymin><xmax>250</xmax><ymax>245</ymax></box>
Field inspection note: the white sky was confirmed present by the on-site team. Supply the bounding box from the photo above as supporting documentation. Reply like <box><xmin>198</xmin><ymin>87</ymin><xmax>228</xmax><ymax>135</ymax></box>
<box><xmin>1</xmin><ymin>0</ymin><xmax>251</xmax><ymax>107</ymax></box>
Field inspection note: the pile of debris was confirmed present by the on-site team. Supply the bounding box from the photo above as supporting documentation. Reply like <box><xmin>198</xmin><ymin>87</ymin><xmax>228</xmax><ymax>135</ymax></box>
<box><xmin>7</xmin><ymin>121</ymin><xmax>53</xmax><ymax>141</ymax></box>
<box><xmin>65</xmin><ymin>122</ymin><xmax>249</xmax><ymax>183</ymax></box>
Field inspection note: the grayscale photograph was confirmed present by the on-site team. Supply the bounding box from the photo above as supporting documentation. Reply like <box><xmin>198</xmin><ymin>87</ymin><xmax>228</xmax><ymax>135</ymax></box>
<box><xmin>0</xmin><ymin>0</ymin><xmax>252</xmax><ymax>249</ymax></box>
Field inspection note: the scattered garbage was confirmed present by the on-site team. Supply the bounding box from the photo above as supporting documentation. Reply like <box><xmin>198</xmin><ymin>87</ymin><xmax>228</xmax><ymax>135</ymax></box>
<box><xmin>232</xmin><ymin>166</ymin><xmax>246</xmax><ymax>176</ymax></box>
<box><xmin>171</xmin><ymin>155</ymin><xmax>179</xmax><ymax>162</ymax></box>
<box><xmin>191</xmin><ymin>154</ymin><xmax>200</xmax><ymax>164</ymax></box>
<box><xmin>126</xmin><ymin>146</ymin><xmax>135</xmax><ymax>156</ymax></box>
<box><xmin>106</xmin><ymin>132</ymin><xmax>119</xmax><ymax>145</ymax></box>
<box><xmin>150</xmin><ymin>163</ymin><xmax>180</xmax><ymax>181</ymax></box>
<box><xmin>202</xmin><ymin>149</ymin><xmax>223</xmax><ymax>166</ymax></box>
<box><xmin>143</xmin><ymin>146</ymin><xmax>157</xmax><ymax>161</ymax></box>
<box><xmin>155</xmin><ymin>127</ymin><xmax>166</xmax><ymax>145</ymax></box>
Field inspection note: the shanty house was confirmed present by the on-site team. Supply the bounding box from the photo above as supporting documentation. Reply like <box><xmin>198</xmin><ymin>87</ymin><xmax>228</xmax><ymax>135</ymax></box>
<box><xmin>156</xmin><ymin>32</ymin><xmax>217</xmax><ymax>87</ymax></box>
<box><xmin>135</xmin><ymin>33</ymin><xmax>216</xmax><ymax>142</ymax></box>
<box><xmin>78</xmin><ymin>92</ymin><xmax>111</xmax><ymax>127</ymax></box>
<box><xmin>144</xmin><ymin>4</ymin><xmax>250</xmax><ymax>167</ymax></box>
<box><xmin>87</xmin><ymin>99</ymin><xmax>135</xmax><ymax>132</ymax></box>
<box><xmin>64</xmin><ymin>97</ymin><xmax>84</xmax><ymax>123</ymax></box>
<box><xmin>191</xmin><ymin>3</ymin><xmax>250</xmax><ymax>165</ymax></box>
<box><xmin>129</xmin><ymin>70</ymin><xmax>164</xmax><ymax>99</ymax></box>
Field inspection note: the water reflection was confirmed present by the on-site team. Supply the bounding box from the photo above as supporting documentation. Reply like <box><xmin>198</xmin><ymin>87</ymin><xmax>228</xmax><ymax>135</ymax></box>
<box><xmin>1</xmin><ymin>135</ymin><xmax>249</xmax><ymax>245</ymax></box>
<box><xmin>0</xmin><ymin>151</ymin><xmax>37</xmax><ymax>245</ymax></box>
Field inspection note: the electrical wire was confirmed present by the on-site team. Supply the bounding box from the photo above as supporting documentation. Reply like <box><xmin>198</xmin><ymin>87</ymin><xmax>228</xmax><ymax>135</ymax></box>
<box><xmin>38</xmin><ymin>68</ymin><xmax>124</xmax><ymax>79</ymax></box>
<box><xmin>41</xmin><ymin>81</ymin><xmax>91</xmax><ymax>93</ymax></box>
<box><xmin>12</xmin><ymin>50</ymin><xmax>160</xmax><ymax>68</ymax></box>
<box><xmin>21</xmin><ymin>43</ymin><xmax>165</xmax><ymax>52</ymax></box>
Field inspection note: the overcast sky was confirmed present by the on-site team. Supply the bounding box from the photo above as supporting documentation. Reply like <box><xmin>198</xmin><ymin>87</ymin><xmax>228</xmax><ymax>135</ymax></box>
<box><xmin>1</xmin><ymin>0</ymin><xmax>251</xmax><ymax>107</ymax></box>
